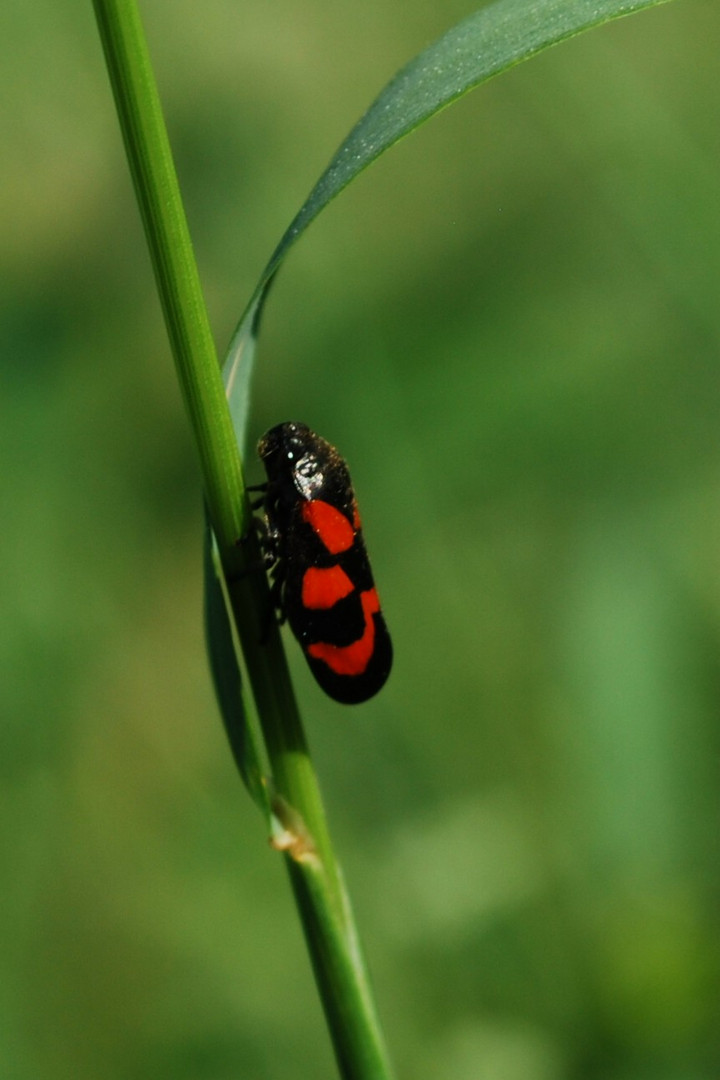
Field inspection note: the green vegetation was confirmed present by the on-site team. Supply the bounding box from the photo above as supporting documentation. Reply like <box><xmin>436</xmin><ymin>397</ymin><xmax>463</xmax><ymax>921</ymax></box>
<box><xmin>2</xmin><ymin>1</ymin><xmax>717</xmax><ymax>1078</ymax></box>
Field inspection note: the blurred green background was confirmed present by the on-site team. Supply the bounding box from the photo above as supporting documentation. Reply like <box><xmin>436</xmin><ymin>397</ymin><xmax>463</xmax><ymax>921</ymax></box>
<box><xmin>2</xmin><ymin>1</ymin><xmax>719</xmax><ymax>1078</ymax></box>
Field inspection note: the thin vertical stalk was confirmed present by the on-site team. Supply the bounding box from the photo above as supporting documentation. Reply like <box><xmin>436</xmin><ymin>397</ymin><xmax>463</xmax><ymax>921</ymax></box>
<box><xmin>91</xmin><ymin>2</ymin><xmax>395</xmax><ymax>1076</ymax></box>
<box><xmin>92</xmin><ymin>0</ymin><xmax>245</xmax><ymax>552</ymax></box>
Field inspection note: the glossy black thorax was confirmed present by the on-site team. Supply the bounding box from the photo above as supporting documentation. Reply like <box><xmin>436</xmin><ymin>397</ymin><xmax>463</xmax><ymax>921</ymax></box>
<box><xmin>258</xmin><ymin>421</ymin><xmax>353</xmax><ymax>524</ymax></box>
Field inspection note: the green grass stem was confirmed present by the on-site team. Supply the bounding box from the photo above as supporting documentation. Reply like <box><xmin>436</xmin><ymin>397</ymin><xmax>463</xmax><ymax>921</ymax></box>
<box><xmin>91</xmin><ymin>2</ymin><xmax>395</xmax><ymax>1077</ymax></box>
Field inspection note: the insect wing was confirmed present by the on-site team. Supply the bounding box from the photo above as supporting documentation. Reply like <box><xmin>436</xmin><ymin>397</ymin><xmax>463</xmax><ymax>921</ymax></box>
<box><xmin>288</xmin><ymin>503</ymin><xmax>392</xmax><ymax>703</ymax></box>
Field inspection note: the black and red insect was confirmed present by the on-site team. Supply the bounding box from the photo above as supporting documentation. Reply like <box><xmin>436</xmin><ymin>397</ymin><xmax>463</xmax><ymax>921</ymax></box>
<box><xmin>255</xmin><ymin>421</ymin><xmax>392</xmax><ymax>704</ymax></box>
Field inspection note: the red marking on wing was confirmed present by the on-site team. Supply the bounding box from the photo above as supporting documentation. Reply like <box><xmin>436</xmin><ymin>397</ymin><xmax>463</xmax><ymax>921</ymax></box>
<box><xmin>301</xmin><ymin>565</ymin><xmax>355</xmax><ymax>610</ymax></box>
<box><xmin>307</xmin><ymin>588</ymin><xmax>380</xmax><ymax>676</ymax></box>
<box><xmin>302</xmin><ymin>500</ymin><xmax>354</xmax><ymax>554</ymax></box>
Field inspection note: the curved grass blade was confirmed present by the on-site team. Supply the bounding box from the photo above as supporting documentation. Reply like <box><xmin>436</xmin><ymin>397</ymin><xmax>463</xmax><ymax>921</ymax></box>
<box><xmin>203</xmin><ymin>511</ymin><xmax>270</xmax><ymax>816</ymax></box>
<box><xmin>223</xmin><ymin>0</ymin><xmax>673</xmax><ymax>441</ymax></box>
